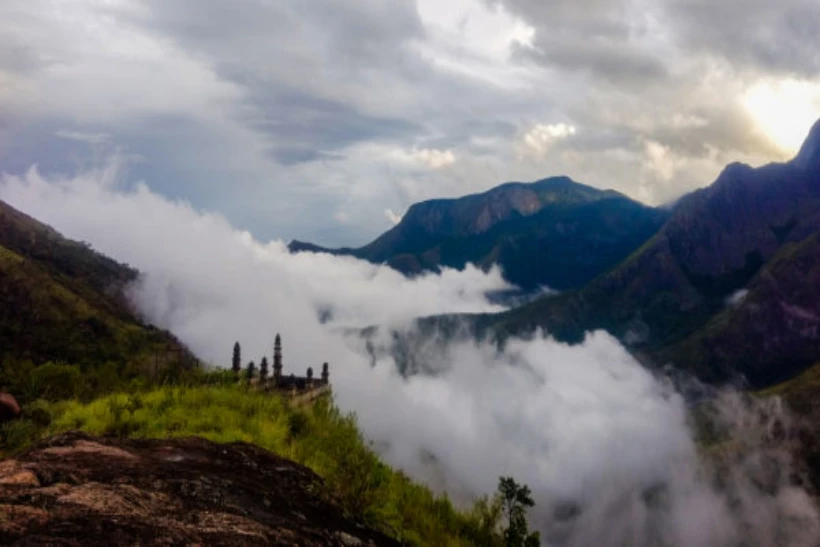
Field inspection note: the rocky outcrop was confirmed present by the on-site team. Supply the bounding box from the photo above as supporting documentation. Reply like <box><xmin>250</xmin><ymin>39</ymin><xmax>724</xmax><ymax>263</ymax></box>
<box><xmin>0</xmin><ymin>392</ymin><xmax>20</xmax><ymax>424</ymax></box>
<box><xmin>0</xmin><ymin>432</ymin><xmax>398</xmax><ymax>546</ymax></box>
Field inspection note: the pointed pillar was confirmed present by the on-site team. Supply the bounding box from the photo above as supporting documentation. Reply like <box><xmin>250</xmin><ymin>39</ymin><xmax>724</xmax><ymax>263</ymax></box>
<box><xmin>273</xmin><ymin>333</ymin><xmax>283</xmax><ymax>385</ymax></box>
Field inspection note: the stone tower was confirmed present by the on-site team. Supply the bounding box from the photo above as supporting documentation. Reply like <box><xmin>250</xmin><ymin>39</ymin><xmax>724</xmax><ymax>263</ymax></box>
<box><xmin>321</xmin><ymin>362</ymin><xmax>329</xmax><ymax>384</ymax></box>
<box><xmin>273</xmin><ymin>334</ymin><xmax>283</xmax><ymax>383</ymax></box>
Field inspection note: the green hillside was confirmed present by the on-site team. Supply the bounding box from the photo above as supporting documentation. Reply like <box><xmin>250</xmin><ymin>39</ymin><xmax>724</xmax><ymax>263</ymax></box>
<box><xmin>0</xmin><ymin>199</ymin><xmax>195</xmax><ymax>404</ymax></box>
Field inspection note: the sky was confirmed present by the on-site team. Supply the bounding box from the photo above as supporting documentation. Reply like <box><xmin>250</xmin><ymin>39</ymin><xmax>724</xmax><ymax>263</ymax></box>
<box><xmin>1</xmin><ymin>0</ymin><xmax>820</xmax><ymax>246</ymax></box>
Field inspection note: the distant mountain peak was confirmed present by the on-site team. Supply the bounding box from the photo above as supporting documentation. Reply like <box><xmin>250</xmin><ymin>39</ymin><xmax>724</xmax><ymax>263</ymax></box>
<box><xmin>716</xmin><ymin>161</ymin><xmax>754</xmax><ymax>181</ymax></box>
<box><xmin>794</xmin><ymin>117</ymin><xmax>820</xmax><ymax>170</ymax></box>
<box><xmin>290</xmin><ymin>176</ymin><xmax>667</xmax><ymax>290</ymax></box>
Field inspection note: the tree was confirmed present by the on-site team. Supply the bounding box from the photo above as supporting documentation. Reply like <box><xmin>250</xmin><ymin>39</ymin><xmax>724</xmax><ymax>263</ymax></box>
<box><xmin>497</xmin><ymin>477</ymin><xmax>540</xmax><ymax>547</ymax></box>
<box><xmin>246</xmin><ymin>361</ymin><xmax>255</xmax><ymax>384</ymax></box>
<box><xmin>259</xmin><ymin>357</ymin><xmax>269</xmax><ymax>382</ymax></box>
<box><xmin>232</xmin><ymin>342</ymin><xmax>241</xmax><ymax>378</ymax></box>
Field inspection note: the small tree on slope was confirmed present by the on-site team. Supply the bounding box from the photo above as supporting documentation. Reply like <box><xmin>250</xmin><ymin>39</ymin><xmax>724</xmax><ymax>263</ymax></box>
<box><xmin>246</xmin><ymin>361</ymin><xmax>255</xmax><ymax>385</ymax></box>
<box><xmin>259</xmin><ymin>357</ymin><xmax>269</xmax><ymax>382</ymax></box>
<box><xmin>498</xmin><ymin>476</ymin><xmax>540</xmax><ymax>547</ymax></box>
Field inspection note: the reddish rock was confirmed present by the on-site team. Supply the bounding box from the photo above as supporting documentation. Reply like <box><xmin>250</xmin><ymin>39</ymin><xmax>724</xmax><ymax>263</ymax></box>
<box><xmin>0</xmin><ymin>432</ymin><xmax>399</xmax><ymax>546</ymax></box>
<box><xmin>0</xmin><ymin>392</ymin><xmax>20</xmax><ymax>424</ymax></box>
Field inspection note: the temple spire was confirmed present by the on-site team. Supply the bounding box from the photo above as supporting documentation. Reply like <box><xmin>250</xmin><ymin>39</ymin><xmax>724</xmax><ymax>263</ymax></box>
<box><xmin>273</xmin><ymin>333</ymin><xmax>283</xmax><ymax>382</ymax></box>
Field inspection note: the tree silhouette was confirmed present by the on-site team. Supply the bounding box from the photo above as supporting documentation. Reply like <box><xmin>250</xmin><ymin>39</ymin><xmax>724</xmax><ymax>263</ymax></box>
<box><xmin>260</xmin><ymin>356</ymin><xmax>269</xmax><ymax>382</ymax></box>
<box><xmin>232</xmin><ymin>342</ymin><xmax>241</xmax><ymax>378</ymax></box>
<box><xmin>246</xmin><ymin>360</ymin><xmax>255</xmax><ymax>385</ymax></box>
<box><xmin>497</xmin><ymin>477</ymin><xmax>540</xmax><ymax>547</ymax></box>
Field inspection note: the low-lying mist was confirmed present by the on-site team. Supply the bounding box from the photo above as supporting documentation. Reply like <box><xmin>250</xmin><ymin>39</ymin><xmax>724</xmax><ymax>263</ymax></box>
<box><xmin>2</xmin><ymin>159</ymin><xmax>818</xmax><ymax>546</ymax></box>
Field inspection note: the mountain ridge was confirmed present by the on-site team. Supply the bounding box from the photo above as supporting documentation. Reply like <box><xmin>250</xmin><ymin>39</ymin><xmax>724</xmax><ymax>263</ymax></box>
<box><xmin>290</xmin><ymin>176</ymin><xmax>668</xmax><ymax>291</ymax></box>
<box><xmin>366</xmin><ymin>119</ymin><xmax>820</xmax><ymax>388</ymax></box>
<box><xmin>488</xmin><ymin>119</ymin><xmax>820</xmax><ymax>386</ymax></box>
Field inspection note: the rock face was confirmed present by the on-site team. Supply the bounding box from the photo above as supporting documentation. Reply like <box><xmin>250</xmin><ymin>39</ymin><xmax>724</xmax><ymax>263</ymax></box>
<box><xmin>0</xmin><ymin>392</ymin><xmax>20</xmax><ymax>424</ymax></box>
<box><xmin>658</xmin><ymin>232</ymin><xmax>820</xmax><ymax>386</ymax></box>
<box><xmin>0</xmin><ymin>432</ymin><xmax>398</xmax><ymax>546</ymax></box>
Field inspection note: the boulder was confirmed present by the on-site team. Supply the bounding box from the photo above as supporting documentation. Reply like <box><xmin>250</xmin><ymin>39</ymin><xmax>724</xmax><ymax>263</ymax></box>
<box><xmin>0</xmin><ymin>432</ymin><xmax>398</xmax><ymax>546</ymax></box>
<box><xmin>0</xmin><ymin>392</ymin><xmax>20</xmax><ymax>424</ymax></box>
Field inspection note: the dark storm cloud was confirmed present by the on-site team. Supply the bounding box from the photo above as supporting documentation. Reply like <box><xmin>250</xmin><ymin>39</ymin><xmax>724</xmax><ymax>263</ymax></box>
<box><xmin>519</xmin><ymin>41</ymin><xmax>667</xmax><ymax>86</ymax></box>
<box><xmin>267</xmin><ymin>148</ymin><xmax>345</xmax><ymax>166</ymax></box>
<box><xmin>495</xmin><ymin>0</ymin><xmax>820</xmax><ymax>84</ymax></box>
<box><xmin>123</xmin><ymin>0</ymin><xmax>426</xmax><ymax>79</ymax></box>
<box><xmin>491</xmin><ymin>0</ymin><xmax>670</xmax><ymax>86</ymax></box>
<box><xmin>666</xmin><ymin>0</ymin><xmax>820</xmax><ymax>77</ymax></box>
<box><xmin>243</xmin><ymin>91</ymin><xmax>421</xmax><ymax>163</ymax></box>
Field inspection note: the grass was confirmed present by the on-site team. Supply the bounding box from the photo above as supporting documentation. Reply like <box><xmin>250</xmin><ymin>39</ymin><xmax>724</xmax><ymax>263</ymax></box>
<box><xmin>7</xmin><ymin>383</ymin><xmax>502</xmax><ymax>546</ymax></box>
<box><xmin>758</xmin><ymin>361</ymin><xmax>820</xmax><ymax>414</ymax></box>
<box><xmin>0</xmin><ymin>244</ymin><xmax>24</xmax><ymax>265</ymax></box>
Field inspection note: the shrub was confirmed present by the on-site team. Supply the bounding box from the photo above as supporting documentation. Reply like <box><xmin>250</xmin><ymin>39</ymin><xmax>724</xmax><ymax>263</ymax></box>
<box><xmin>0</xmin><ymin>419</ymin><xmax>39</xmax><ymax>454</ymax></box>
<box><xmin>30</xmin><ymin>362</ymin><xmax>81</xmax><ymax>401</ymax></box>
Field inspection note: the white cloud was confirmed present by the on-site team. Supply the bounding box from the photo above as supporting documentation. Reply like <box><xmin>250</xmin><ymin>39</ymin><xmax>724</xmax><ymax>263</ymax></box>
<box><xmin>521</xmin><ymin>123</ymin><xmax>577</xmax><ymax>156</ymax></box>
<box><xmin>412</xmin><ymin>148</ymin><xmax>456</xmax><ymax>169</ymax></box>
<box><xmin>414</xmin><ymin>0</ymin><xmax>537</xmax><ymax>88</ymax></box>
<box><xmin>725</xmin><ymin>288</ymin><xmax>749</xmax><ymax>307</ymax></box>
<box><xmin>2</xmin><ymin>160</ymin><xmax>817</xmax><ymax>544</ymax></box>
<box><xmin>333</xmin><ymin>211</ymin><xmax>351</xmax><ymax>224</ymax></box>
<box><xmin>643</xmin><ymin>139</ymin><xmax>678</xmax><ymax>181</ymax></box>
<box><xmin>384</xmin><ymin>208</ymin><xmax>403</xmax><ymax>225</ymax></box>
<box><xmin>54</xmin><ymin>131</ymin><xmax>112</xmax><ymax>145</ymax></box>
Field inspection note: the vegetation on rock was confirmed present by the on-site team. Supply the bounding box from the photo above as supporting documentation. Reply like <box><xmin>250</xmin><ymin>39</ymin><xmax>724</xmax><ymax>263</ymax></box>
<box><xmin>2</xmin><ymin>374</ymin><xmax>538</xmax><ymax>545</ymax></box>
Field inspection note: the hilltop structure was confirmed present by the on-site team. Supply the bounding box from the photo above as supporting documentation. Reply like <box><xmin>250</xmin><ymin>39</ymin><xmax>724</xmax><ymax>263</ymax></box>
<box><xmin>234</xmin><ymin>334</ymin><xmax>330</xmax><ymax>401</ymax></box>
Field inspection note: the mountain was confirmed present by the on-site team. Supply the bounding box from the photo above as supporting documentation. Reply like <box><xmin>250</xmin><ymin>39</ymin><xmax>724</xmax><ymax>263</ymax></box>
<box><xmin>0</xmin><ymin>199</ymin><xmax>193</xmax><ymax>398</ymax></box>
<box><xmin>290</xmin><ymin>177</ymin><xmax>669</xmax><ymax>291</ymax></box>
<box><xmin>494</xmin><ymin>119</ymin><xmax>820</xmax><ymax>387</ymax></box>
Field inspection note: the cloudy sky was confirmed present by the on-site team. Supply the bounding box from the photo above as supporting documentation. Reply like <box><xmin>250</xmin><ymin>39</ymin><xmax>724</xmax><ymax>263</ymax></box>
<box><xmin>2</xmin><ymin>0</ymin><xmax>820</xmax><ymax>246</ymax></box>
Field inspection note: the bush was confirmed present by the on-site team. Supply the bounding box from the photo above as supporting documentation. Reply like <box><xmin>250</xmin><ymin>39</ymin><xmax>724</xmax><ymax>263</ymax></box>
<box><xmin>30</xmin><ymin>362</ymin><xmax>81</xmax><ymax>401</ymax></box>
<box><xmin>0</xmin><ymin>419</ymin><xmax>39</xmax><ymax>454</ymax></box>
<box><xmin>287</xmin><ymin>411</ymin><xmax>311</xmax><ymax>440</ymax></box>
<box><xmin>26</xmin><ymin>399</ymin><xmax>53</xmax><ymax>427</ymax></box>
